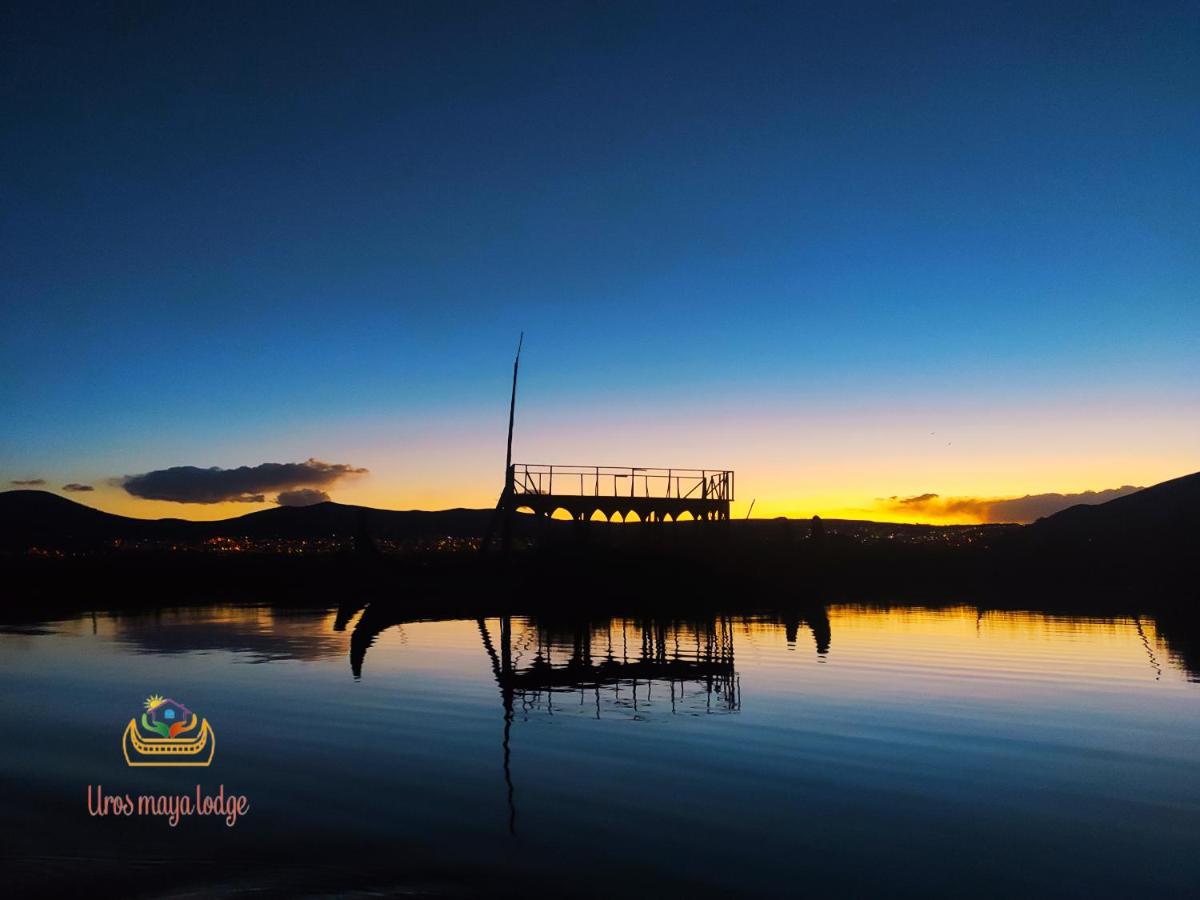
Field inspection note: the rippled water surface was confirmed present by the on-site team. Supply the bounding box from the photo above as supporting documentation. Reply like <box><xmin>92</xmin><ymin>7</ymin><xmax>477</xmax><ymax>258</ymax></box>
<box><xmin>1</xmin><ymin>603</ymin><xmax>1198</xmax><ymax>897</ymax></box>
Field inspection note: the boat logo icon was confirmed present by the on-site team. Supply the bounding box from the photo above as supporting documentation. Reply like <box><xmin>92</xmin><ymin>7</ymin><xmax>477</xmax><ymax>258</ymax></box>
<box><xmin>122</xmin><ymin>694</ymin><xmax>215</xmax><ymax>767</ymax></box>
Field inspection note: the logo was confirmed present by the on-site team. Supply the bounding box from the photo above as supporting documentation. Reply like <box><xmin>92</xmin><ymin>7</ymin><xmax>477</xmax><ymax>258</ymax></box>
<box><xmin>122</xmin><ymin>694</ymin><xmax>215</xmax><ymax>767</ymax></box>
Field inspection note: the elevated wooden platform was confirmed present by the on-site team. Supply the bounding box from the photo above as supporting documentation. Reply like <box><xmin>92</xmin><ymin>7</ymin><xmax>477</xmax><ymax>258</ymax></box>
<box><xmin>507</xmin><ymin>464</ymin><xmax>733</xmax><ymax>523</ymax></box>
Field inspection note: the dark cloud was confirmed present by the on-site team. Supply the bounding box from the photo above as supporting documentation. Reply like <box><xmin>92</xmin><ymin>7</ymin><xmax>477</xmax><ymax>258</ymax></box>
<box><xmin>121</xmin><ymin>459</ymin><xmax>368</xmax><ymax>504</ymax></box>
<box><xmin>62</xmin><ymin>483</ymin><xmax>94</xmax><ymax>492</ymax></box>
<box><xmin>897</xmin><ymin>492</ymin><xmax>939</xmax><ymax>505</ymax></box>
<box><xmin>10</xmin><ymin>478</ymin><xmax>46</xmax><ymax>486</ymax></box>
<box><xmin>879</xmin><ymin>485</ymin><xmax>1143</xmax><ymax>523</ymax></box>
<box><xmin>275</xmin><ymin>488</ymin><xmax>332</xmax><ymax>507</ymax></box>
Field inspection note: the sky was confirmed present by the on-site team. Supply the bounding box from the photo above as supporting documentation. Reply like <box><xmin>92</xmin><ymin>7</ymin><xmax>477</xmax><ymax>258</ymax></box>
<box><xmin>1</xmin><ymin>1</ymin><xmax>1197</xmax><ymax>523</ymax></box>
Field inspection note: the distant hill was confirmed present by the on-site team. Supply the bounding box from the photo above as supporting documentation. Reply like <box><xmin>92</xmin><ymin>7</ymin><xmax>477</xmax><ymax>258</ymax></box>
<box><xmin>0</xmin><ymin>490</ymin><xmax>188</xmax><ymax>548</ymax></box>
<box><xmin>1028</xmin><ymin>470</ymin><xmax>1199</xmax><ymax>543</ymax></box>
<box><xmin>3</xmin><ymin>473</ymin><xmax>1196</xmax><ymax>560</ymax></box>
<box><xmin>206</xmin><ymin>501</ymin><xmax>494</xmax><ymax>541</ymax></box>
<box><xmin>0</xmin><ymin>490</ymin><xmax>494</xmax><ymax>550</ymax></box>
<box><xmin>1014</xmin><ymin>471</ymin><xmax>1199</xmax><ymax>585</ymax></box>
<box><xmin>1</xmin><ymin>489</ymin><xmax>1002</xmax><ymax>554</ymax></box>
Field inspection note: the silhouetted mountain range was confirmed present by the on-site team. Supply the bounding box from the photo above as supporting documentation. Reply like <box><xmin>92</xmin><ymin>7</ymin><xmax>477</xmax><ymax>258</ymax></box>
<box><xmin>1</xmin><ymin>471</ymin><xmax>1196</xmax><ymax>561</ymax></box>
<box><xmin>1027</xmin><ymin>470</ymin><xmax>1198</xmax><ymax>543</ymax></box>
<box><xmin>0</xmin><ymin>490</ymin><xmax>495</xmax><ymax>550</ymax></box>
<box><xmin>0</xmin><ymin>489</ymin><xmax>1009</xmax><ymax>550</ymax></box>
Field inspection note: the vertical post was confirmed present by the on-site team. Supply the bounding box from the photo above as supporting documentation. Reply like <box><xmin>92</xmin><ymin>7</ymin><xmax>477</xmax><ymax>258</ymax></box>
<box><xmin>501</xmin><ymin>333</ymin><xmax>523</xmax><ymax>558</ymax></box>
<box><xmin>504</xmin><ymin>333</ymin><xmax>522</xmax><ymax>484</ymax></box>
<box><xmin>500</xmin><ymin>615</ymin><xmax>512</xmax><ymax>675</ymax></box>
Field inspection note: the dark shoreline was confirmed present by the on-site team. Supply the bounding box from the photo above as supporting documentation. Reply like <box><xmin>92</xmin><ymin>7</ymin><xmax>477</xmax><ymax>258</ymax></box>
<box><xmin>3</xmin><ymin>536</ymin><xmax>1195</xmax><ymax>616</ymax></box>
<box><xmin>4</xmin><ymin>473</ymin><xmax>1195</xmax><ymax>621</ymax></box>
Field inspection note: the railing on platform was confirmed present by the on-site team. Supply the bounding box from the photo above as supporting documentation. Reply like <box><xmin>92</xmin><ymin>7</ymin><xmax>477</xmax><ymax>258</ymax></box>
<box><xmin>510</xmin><ymin>464</ymin><xmax>733</xmax><ymax>502</ymax></box>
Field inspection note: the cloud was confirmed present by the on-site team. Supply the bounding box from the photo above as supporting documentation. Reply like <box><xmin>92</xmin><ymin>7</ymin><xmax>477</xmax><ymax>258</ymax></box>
<box><xmin>121</xmin><ymin>459</ymin><xmax>368</xmax><ymax>504</ymax></box>
<box><xmin>879</xmin><ymin>485</ymin><xmax>1143</xmax><ymax>523</ymax></box>
<box><xmin>62</xmin><ymin>483</ymin><xmax>95</xmax><ymax>492</ymax></box>
<box><xmin>275</xmin><ymin>488</ymin><xmax>332</xmax><ymax>507</ymax></box>
<box><xmin>10</xmin><ymin>478</ymin><xmax>46</xmax><ymax>486</ymax></box>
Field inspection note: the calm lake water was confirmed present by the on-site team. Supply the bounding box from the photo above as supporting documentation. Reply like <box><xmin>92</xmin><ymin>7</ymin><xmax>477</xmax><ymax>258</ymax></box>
<box><xmin>1</xmin><ymin>602</ymin><xmax>1198</xmax><ymax>898</ymax></box>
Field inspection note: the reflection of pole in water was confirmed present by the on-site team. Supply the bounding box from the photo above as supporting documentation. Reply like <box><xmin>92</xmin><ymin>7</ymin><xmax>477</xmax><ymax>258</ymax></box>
<box><xmin>1134</xmin><ymin>615</ymin><xmax>1162</xmax><ymax>681</ymax></box>
<box><xmin>477</xmin><ymin>617</ymin><xmax>517</xmax><ymax>835</ymax></box>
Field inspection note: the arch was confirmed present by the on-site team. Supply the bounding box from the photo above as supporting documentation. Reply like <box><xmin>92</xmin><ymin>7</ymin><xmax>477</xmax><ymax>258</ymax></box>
<box><xmin>514</xmin><ymin>505</ymin><xmax>536</xmax><ymax>516</ymax></box>
<box><xmin>589</xmin><ymin>509</ymin><xmax>608</xmax><ymax>522</ymax></box>
<box><xmin>675</xmin><ymin>510</ymin><xmax>695</xmax><ymax>522</ymax></box>
<box><xmin>624</xmin><ymin>510</ymin><xmax>641</xmax><ymax>524</ymax></box>
<box><xmin>550</xmin><ymin>507</ymin><xmax>574</xmax><ymax>521</ymax></box>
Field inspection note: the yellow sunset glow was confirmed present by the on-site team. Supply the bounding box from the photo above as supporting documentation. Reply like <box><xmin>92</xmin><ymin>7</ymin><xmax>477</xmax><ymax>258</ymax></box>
<box><xmin>61</xmin><ymin>458</ymin><xmax>1191</xmax><ymax>526</ymax></box>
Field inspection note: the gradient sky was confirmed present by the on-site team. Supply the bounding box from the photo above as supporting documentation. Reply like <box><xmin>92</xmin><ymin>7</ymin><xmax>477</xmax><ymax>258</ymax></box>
<box><xmin>2</xmin><ymin>2</ymin><xmax>1197</xmax><ymax>522</ymax></box>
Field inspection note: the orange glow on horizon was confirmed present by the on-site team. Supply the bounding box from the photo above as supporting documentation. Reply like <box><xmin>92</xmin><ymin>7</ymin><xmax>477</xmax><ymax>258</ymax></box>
<box><xmin>15</xmin><ymin>384</ymin><xmax>1196</xmax><ymax>526</ymax></box>
<box><xmin>45</xmin><ymin>464</ymin><xmax>1194</xmax><ymax>527</ymax></box>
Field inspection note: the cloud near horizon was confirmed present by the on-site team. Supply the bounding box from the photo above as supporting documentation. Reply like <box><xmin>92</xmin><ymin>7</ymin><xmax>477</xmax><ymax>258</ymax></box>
<box><xmin>62</xmin><ymin>483</ymin><xmax>94</xmax><ymax>492</ymax></box>
<box><xmin>11</xmin><ymin>478</ymin><xmax>46</xmax><ymax>486</ymax></box>
<box><xmin>879</xmin><ymin>485</ymin><xmax>1143</xmax><ymax>523</ymax></box>
<box><xmin>275</xmin><ymin>488</ymin><xmax>332</xmax><ymax>507</ymax></box>
<box><xmin>121</xmin><ymin>459</ymin><xmax>367</xmax><ymax>504</ymax></box>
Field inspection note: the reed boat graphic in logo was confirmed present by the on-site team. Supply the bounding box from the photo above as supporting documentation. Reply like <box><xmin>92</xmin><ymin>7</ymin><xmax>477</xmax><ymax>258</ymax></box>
<box><xmin>122</xmin><ymin>694</ymin><xmax>215</xmax><ymax>767</ymax></box>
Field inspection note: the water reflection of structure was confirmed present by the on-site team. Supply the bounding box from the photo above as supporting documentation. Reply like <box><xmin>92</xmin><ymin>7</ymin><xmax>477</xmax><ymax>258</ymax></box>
<box><xmin>338</xmin><ymin>604</ymin><xmax>801</xmax><ymax>834</ymax></box>
<box><xmin>775</xmin><ymin>607</ymin><xmax>832</xmax><ymax>656</ymax></box>
<box><xmin>478</xmin><ymin>616</ymin><xmax>741</xmax><ymax>715</ymax></box>
<box><xmin>341</xmin><ymin>604</ymin><xmax>752</xmax><ymax>712</ymax></box>
<box><xmin>476</xmin><ymin>615</ymin><xmax>743</xmax><ymax>834</ymax></box>
<box><xmin>338</xmin><ymin>602</ymin><xmax>832</xmax><ymax>684</ymax></box>
<box><xmin>327</xmin><ymin>598</ymin><xmax>1200</xmax><ymax>838</ymax></box>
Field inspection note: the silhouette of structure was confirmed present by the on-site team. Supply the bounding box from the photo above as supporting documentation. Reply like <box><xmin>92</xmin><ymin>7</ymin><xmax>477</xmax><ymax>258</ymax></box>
<box><xmin>481</xmin><ymin>337</ymin><xmax>733</xmax><ymax>552</ymax></box>
<box><xmin>508</xmin><ymin>464</ymin><xmax>733</xmax><ymax>523</ymax></box>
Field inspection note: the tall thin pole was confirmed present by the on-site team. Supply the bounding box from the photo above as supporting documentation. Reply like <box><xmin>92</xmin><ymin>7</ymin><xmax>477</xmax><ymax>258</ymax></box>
<box><xmin>481</xmin><ymin>332</ymin><xmax>525</xmax><ymax>557</ymax></box>
<box><xmin>501</xmin><ymin>332</ymin><xmax>523</xmax><ymax>557</ymax></box>
<box><xmin>505</xmin><ymin>332</ymin><xmax>523</xmax><ymax>489</ymax></box>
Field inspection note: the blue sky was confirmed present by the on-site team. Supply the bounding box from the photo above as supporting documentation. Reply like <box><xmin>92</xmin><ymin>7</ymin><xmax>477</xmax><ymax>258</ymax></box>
<box><xmin>2</xmin><ymin>2</ymin><xmax>1197</xmax><ymax>519</ymax></box>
